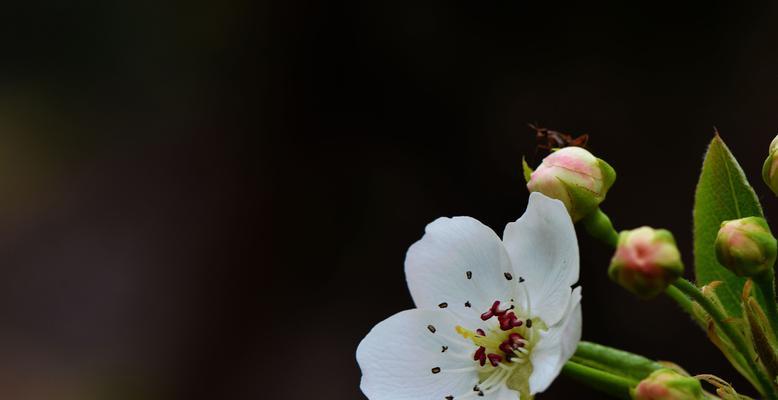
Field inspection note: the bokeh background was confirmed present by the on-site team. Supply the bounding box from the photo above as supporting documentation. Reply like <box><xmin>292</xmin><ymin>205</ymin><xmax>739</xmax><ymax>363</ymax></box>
<box><xmin>1</xmin><ymin>1</ymin><xmax>778</xmax><ymax>399</ymax></box>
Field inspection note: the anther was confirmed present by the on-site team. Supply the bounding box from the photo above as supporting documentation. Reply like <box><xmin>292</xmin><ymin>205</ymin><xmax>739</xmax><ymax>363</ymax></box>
<box><xmin>441</xmin><ymin>346</ymin><xmax>448</xmax><ymax>352</ymax></box>
<box><xmin>504</xmin><ymin>272</ymin><xmax>513</xmax><ymax>280</ymax></box>
<box><xmin>473</xmin><ymin>346</ymin><xmax>486</xmax><ymax>366</ymax></box>
<box><xmin>466</xmin><ymin>271</ymin><xmax>472</xmax><ymax>279</ymax></box>
<box><xmin>428</xmin><ymin>325</ymin><xmax>436</xmax><ymax>333</ymax></box>
<box><xmin>438</xmin><ymin>302</ymin><xmax>448</xmax><ymax>308</ymax></box>
<box><xmin>481</xmin><ymin>300</ymin><xmax>508</xmax><ymax>320</ymax></box>
<box><xmin>498</xmin><ymin>311</ymin><xmax>523</xmax><ymax>331</ymax></box>
<box><xmin>487</xmin><ymin>353</ymin><xmax>502</xmax><ymax>367</ymax></box>
<box><xmin>509</xmin><ymin>332</ymin><xmax>525</xmax><ymax>347</ymax></box>
<box><xmin>498</xmin><ymin>332</ymin><xmax>526</xmax><ymax>355</ymax></box>
<box><xmin>476</xmin><ymin>328</ymin><xmax>485</xmax><ymax>336</ymax></box>
<box><xmin>526</xmin><ymin>319</ymin><xmax>533</xmax><ymax>328</ymax></box>
<box><xmin>431</xmin><ymin>367</ymin><xmax>441</xmax><ymax>374</ymax></box>
<box><xmin>464</xmin><ymin>301</ymin><xmax>471</xmax><ymax>308</ymax></box>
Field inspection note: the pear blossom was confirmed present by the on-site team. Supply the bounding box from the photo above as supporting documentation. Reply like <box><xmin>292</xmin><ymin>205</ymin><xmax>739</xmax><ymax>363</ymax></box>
<box><xmin>356</xmin><ymin>192</ymin><xmax>582</xmax><ymax>400</ymax></box>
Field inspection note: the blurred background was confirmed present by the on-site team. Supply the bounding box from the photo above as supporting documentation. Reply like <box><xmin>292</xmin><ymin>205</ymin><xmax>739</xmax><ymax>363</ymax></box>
<box><xmin>1</xmin><ymin>0</ymin><xmax>778</xmax><ymax>399</ymax></box>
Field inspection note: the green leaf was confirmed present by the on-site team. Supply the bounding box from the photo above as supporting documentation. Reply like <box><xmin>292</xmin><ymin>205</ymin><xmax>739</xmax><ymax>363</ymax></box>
<box><xmin>694</xmin><ymin>135</ymin><xmax>765</xmax><ymax>317</ymax></box>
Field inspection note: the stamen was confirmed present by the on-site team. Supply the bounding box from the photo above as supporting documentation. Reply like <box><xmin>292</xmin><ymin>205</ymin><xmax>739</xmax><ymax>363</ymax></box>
<box><xmin>473</xmin><ymin>346</ymin><xmax>487</xmax><ymax>366</ymax></box>
<box><xmin>487</xmin><ymin>353</ymin><xmax>502</xmax><ymax>367</ymax></box>
<box><xmin>497</xmin><ymin>312</ymin><xmax>523</xmax><ymax>331</ymax></box>
<box><xmin>480</xmin><ymin>301</ymin><xmax>508</xmax><ymax>321</ymax></box>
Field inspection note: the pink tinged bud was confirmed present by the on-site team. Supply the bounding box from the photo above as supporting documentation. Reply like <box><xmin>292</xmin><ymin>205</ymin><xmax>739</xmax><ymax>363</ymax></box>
<box><xmin>526</xmin><ymin>146</ymin><xmax>616</xmax><ymax>222</ymax></box>
<box><xmin>715</xmin><ymin>217</ymin><xmax>777</xmax><ymax>277</ymax></box>
<box><xmin>763</xmin><ymin>135</ymin><xmax>778</xmax><ymax>196</ymax></box>
<box><xmin>633</xmin><ymin>369</ymin><xmax>704</xmax><ymax>400</ymax></box>
<box><xmin>608</xmin><ymin>227</ymin><xmax>684</xmax><ymax>299</ymax></box>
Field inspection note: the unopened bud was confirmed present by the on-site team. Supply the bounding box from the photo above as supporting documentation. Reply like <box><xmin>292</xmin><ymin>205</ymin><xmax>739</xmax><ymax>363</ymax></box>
<box><xmin>715</xmin><ymin>217</ymin><xmax>777</xmax><ymax>277</ymax></box>
<box><xmin>633</xmin><ymin>369</ymin><xmax>704</xmax><ymax>400</ymax></box>
<box><xmin>526</xmin><ymin>147</ymin><xmax>615</xmax><ymax>222</ymax></box>
<box><xmin>609</xmin><ymin>227</ymin><xmax>684</xmax><ymax>299</ymax></box>
<box><xmin>762</xmin><ymin>135</ymin><xmax>778</xmax><ymax>196</ymax></box>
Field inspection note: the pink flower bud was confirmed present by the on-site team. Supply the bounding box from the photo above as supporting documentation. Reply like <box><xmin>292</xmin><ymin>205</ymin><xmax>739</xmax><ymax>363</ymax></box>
<box><xmin>526</xmin><ymin>147</ymin><xmax>615</xmax><ymax>222</ymax></box>
<box><xmin>715</xmin><ymin>217</ymin><xmax>777</xmax><ymax>277</ymax></box>
<box><xmin>633</xmin><ymin>369</ymin><xmax>704</xmax><ymax>400</ymax></box>
<box><xmin>609</xmin><ymin>227</ymin><xmax>684</xmax><ymax>299</ymax></box>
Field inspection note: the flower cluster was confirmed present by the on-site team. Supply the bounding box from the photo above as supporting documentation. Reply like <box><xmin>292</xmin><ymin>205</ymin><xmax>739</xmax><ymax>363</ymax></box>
<box><xmin>357</xmin><ymin>132</ymin><xmax>778</xmax><ymax>400</ymax></box>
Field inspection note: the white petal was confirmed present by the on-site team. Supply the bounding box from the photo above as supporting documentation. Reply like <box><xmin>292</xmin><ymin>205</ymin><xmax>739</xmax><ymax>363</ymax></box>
<box><xmin>406</xmin><ymin>216</ymin><xmax>515</xmax><ymax>318</ymax></box>
<box><xmin>482</xmin><ymin>385</ymin><xmax>520</xmax><ymax>400</ymax></box>
<box><xmin>503</xmin><ymin>192</ymin><xmax>579</xmax><ymax>325</ymax></box>
<box><xmin>558</xmin><ymin>288</ymin><xmax>583</xmax><ymax>365</ymax></box>
<box><xmin>528</xmin><ymin>287</ymin><xmax>582</xmax><ymax>394</ymax></box>
<box><xmin>357</xmin><ymin>309</ymin><xmax>479</xmax><ymax>400</ymax></box>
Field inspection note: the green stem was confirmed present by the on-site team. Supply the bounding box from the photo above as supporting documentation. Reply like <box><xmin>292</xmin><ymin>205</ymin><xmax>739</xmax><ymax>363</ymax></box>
<box><xmin>572</xmin><ymin>341</ymin><xmax>664</xmax><ymax>382</ymax></box>
<box><xmin>581</xmin><ymin>207</ymin><xmax>619</xmax><ymax>248</ymax></box>
<box><xmin>672</xmin><ymin>278</ymin><xmax>777</xmax><ymax>399</ymax></box>
<box><xmin>664</xmin><ymin>284</ymin><xmax>695</xmax><ymax>317</ymax></box>
<box><xmin>562</xmin><ymin>360</ymin><xmax>636</xmax><ymax>399</ymax></box>
<box><xmin>754</xmin><ymin>272</ymin><xmax>778</xmax><ymax>340</ymax></box>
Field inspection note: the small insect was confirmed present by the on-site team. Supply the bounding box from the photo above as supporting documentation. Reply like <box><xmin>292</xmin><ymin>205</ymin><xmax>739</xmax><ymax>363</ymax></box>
<box><xmin>530</xmin><ymin>123</ymin><xmax>589</xmax><ymax>153</ymax></box>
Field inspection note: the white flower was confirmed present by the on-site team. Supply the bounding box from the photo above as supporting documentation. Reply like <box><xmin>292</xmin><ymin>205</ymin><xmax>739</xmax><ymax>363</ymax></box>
<box><xmin>356</xmin><ymin>192</ymin><xmax>582</xmax><ymax>400</ymax></box>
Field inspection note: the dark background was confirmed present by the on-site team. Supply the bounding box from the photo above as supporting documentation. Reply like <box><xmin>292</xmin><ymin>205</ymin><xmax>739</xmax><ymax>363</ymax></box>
<box><xmin>1</xmin><ymin>1</ymin><xmax>778</xmax><ymax>399</ymax></box>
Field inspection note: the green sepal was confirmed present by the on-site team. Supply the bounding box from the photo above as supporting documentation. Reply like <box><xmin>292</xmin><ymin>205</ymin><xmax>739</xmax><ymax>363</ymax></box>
<box><xmin>559</xmin><ymin>178</ymin><xmax>601</xmax><ymax>222</ymax></box>
<box><xmin>522</xmin><ymin>156</ymin><xmax>533</xmax><ymax>183</ymax></box>
<box><xmin>598</xmin><ymin>158</ymin><xmax>617</xmax><ymax>192</ymax></box>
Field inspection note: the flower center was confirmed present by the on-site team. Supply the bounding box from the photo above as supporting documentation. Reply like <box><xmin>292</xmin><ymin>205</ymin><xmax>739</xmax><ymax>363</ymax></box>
<box><xmin>454</xmin><ymin>300</ymin><xmax>545</xmax><ymax>397</ymax></box>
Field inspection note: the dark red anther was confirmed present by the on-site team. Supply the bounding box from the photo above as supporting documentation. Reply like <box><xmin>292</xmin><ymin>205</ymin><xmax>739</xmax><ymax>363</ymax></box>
<box><xmin>509</xmin><ymin>332</ymin><xmax>525</xmax><ymax>347</ymax></box>
<box><xmin>487</xmin><ymin>353</ymin><xmax>502</xmax><ymax>367</ymax></box>
<box><xmin>473</xmin><ymin>346</ymin><xmax>486</xmax><ymax>366</ymax></box>
<box><xmin>498</xmin><ymin>312</ymin><xmax>523</xmax><ymax>331</ymax></box>
<box><xmin>481</xmin><ymin>301</ymin><xmax>509</xmax><ymax>321</ymax></box>
<box><xmin>498</xmin><ymin>332</ymin><xmax>525</xmax><ymax>355</ymax></box>
<box><xmin>499</xmin><ymin>341</ymin><xmax>513</xmax><ymax>354</ymax></box>
<box><xmin>492</xmin><ymin>301</ymin><xmax>507</xmax><ymax>315</ymax></box>
<box><xmin>476</xmin><ymin>329</ymin><xmax>486</xmax><ymax>336</ymax></box>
